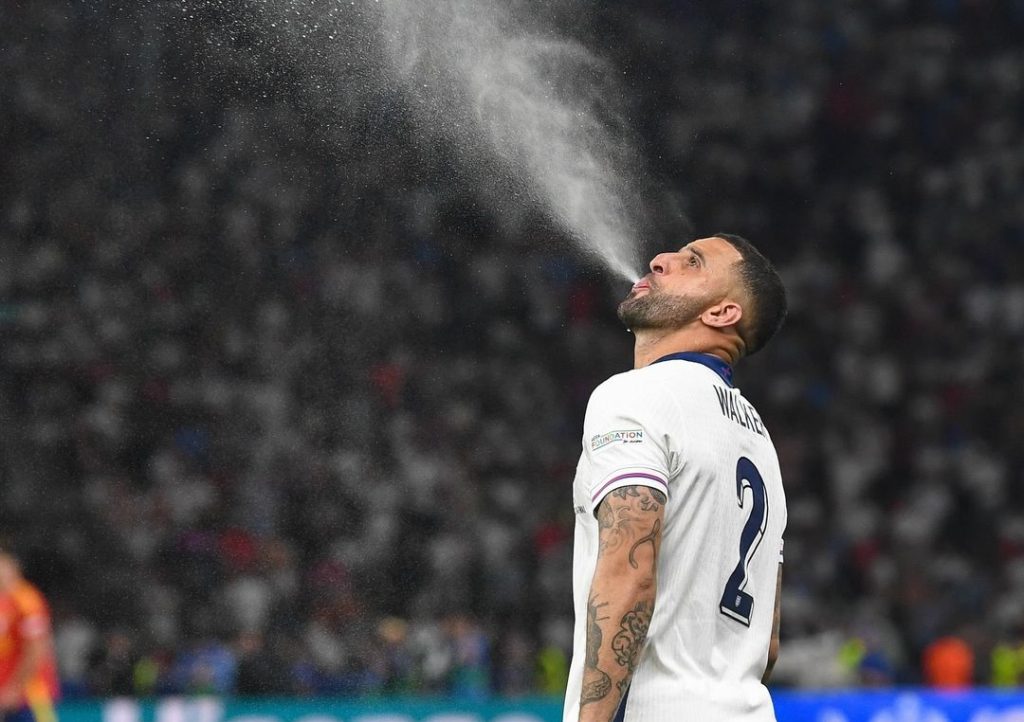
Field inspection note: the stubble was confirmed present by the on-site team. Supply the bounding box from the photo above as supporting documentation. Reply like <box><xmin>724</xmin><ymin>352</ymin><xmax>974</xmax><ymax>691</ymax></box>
<box><xmin>617</xmin><ymin>288</ymin><xmax>709</xmax><ymax>331</ymax></box>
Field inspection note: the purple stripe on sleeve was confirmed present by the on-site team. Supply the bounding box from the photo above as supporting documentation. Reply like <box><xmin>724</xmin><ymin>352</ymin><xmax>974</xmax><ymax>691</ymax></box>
<box><xmin>591</xmin><ymin>472</ymin><xmax>668</xmax><ymax>502</ymax></box>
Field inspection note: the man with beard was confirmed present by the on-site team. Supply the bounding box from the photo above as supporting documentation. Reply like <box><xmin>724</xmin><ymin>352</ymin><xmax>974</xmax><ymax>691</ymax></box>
<box><xmin>563</xmin><ymin>235</ymin><xmax>788</xmax><ymax>722</ymax></box>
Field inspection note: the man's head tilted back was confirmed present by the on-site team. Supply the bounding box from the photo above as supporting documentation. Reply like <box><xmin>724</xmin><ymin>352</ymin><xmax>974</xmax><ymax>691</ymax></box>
<box><xmin>618</xmin><ymin>234</ymin><xmax>787</xmax><ymax>365</ymax></box>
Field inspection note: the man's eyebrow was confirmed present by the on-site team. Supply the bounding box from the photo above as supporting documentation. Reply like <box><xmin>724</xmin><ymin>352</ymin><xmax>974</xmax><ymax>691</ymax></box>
<box><xmin>681</xmin><ymin>244</ymin><xmax>706</xmax><ymax>265</ymax></box>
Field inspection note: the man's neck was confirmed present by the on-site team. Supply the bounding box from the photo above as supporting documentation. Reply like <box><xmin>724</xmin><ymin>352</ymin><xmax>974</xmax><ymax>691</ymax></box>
<box><xmin>632</xmin><ymin>328</ymin><xmax>736</xmax><ymax>369</ymax></box>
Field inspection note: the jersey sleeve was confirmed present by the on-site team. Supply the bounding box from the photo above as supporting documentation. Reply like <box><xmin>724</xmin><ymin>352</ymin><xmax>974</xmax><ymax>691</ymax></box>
<box><xmin>582</xmin><ymin>372</ymin><xmax>677</xmax><ymax>511</ymax></box>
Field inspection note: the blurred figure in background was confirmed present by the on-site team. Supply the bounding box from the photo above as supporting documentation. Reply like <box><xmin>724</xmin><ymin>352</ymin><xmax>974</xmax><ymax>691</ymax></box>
<box><xmin>0</xmin><ymin>551</ymin><xmax>59</xmax><ymax>722</ymax></box>
<box><xmin>372</xmin><ymin>618</ymin><xmax>415</xmax><ymax>695</ymax></box>
<box><xmin>84</xmin><ymin>630</ymin><xmax>138</xmax><ymax>698</ymax></box>
<box><xmin>168</xmin><ymin>635</ymin><xmax>237</xmax><ymax>696</ymax></box>
<box><xmin>234</xmin><ymin>631</ymin><xmax>289</xmax><ymax>697</ymax></box>
<box><xmin>446</xmin><ymin>614</ymin><xmax>490</xmax><ymax>700</ymax></box>
<box><xmin>922</xmin><ymin>634</ymin><xmax>975</xmax><ymax>689</ymax></box>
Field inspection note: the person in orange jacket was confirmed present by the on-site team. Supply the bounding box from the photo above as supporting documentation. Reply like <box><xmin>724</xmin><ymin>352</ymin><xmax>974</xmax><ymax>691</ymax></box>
<box><xmin>0</xmin><ymin>551</ymin><xmax>59</xmax><ymax>722</ymax></box>
<box><xmin>922</xmin><ymin>635</ymin><xmax>974</xmax><ymax>689</ymax></box>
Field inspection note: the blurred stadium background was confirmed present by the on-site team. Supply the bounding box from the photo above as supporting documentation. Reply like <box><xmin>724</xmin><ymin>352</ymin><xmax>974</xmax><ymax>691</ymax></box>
<box><xmin>2</xmin><ymin>1</ymin><xmax>1024</xmax><ymax>720</ymax></box>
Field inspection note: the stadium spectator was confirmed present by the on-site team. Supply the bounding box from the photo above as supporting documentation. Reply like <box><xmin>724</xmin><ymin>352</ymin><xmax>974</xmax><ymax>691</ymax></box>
<box><xmin>0</xmin><ymin>551</ymin><xmax>60</xmax><ymax>722</ymax></box>
<box><xmin>922</xmin><ymin>636</ymin><xmax>975</xmax><ymax>689</ymax></box>
<box><xmin>84</xmin><ymin>631</ymin><xmax>137</xmax><ymax>698</ymax></box>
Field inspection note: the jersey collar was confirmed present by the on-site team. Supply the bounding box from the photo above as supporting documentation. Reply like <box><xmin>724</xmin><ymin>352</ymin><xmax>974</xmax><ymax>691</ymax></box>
<box><xmin>651</xmin><ymin>352</ymin><xmax>734</xmax><ymax>387</ymax></box>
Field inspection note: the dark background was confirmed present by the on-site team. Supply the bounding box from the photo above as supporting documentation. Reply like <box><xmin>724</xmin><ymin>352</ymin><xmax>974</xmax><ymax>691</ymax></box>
<box><xmin>2</xmin><ymin>0</ymin><xmax>1023</xmax><ymax>697</ymax></box>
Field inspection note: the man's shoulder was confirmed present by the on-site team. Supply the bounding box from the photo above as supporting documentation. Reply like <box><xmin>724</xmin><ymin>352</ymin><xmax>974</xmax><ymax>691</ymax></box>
<box><xmin>590</xmin><ymin>366</ymin><xmax>662</xmax><ymax>404</ymax></box>
<box><xmin>586</xmin><ymin>365</ymin><xmax>706</xmax><ymax>430</ymax></box>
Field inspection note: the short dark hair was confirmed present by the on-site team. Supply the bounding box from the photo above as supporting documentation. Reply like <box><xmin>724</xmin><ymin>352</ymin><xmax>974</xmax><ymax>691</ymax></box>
<box><xmin>714</xmin><ymin>233</ymin><xmax>787</xmax><ymax>356</ymax></box>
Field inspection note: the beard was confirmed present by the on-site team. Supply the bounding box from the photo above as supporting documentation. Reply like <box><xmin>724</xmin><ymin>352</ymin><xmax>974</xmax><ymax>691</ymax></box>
<box><xmin>617</xmin><ymin>288</ymin><xmax>710</xmax><ymax>331</ymax></box>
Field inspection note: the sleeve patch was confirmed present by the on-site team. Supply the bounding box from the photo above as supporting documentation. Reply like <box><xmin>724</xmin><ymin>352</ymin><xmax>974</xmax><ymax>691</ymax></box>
<box><xmin>590</xmin><ymin>428</ymin><xmax>644</xmax><ymax>451</ymax></box>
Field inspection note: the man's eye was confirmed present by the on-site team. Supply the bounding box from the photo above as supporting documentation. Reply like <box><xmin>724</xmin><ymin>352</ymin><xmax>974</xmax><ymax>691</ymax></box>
<box><xmin>688</xmin><ymin>256</ymin><xmax>699</xmax><ymax>266</ymax></box>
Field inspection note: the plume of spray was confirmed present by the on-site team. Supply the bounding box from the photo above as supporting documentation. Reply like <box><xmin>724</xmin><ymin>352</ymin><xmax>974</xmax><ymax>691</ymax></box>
<box><xmin>187</xmin><ymin>0</ymin><xmax>652</xmax><ymax>281</ymax></box>
<box><xmin>372</xmin><ymin>0</ymin><xmax>646</xmax><ymax>282</ymax></box>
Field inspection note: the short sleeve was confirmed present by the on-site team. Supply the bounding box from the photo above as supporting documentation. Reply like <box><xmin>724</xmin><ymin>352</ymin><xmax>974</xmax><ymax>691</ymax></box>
<box><xmin>583</xmin><ymin>373</ymin><xmax>675</xmax><ymax>510</ymax></box>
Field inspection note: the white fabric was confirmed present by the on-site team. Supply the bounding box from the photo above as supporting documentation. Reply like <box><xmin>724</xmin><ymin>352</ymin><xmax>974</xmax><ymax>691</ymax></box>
<box><xmin>563</xmin><ymin>358</ymin><xmax>787</xmax><ymax>722</ymax></box>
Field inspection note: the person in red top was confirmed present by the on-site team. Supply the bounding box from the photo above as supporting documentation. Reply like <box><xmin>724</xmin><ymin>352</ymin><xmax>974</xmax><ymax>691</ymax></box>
<box><xmin>0</xmin><ymin>551</ymin><xmax>59</xmax><ymax>722</ymax></box>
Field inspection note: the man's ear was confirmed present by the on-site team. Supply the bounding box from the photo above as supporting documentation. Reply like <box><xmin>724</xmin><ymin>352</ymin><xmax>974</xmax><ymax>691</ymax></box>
<box><xmin>701</xmin><ymin>300</ymin><xmax>743</xmax><ymax>329</ymax></box>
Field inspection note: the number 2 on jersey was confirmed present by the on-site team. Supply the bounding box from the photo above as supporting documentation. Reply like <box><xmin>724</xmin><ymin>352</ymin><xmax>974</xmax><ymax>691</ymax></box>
<box><xmin>719</xmin><ymin>457</ymin><xmax>768</xmax><ymax>626</ymax></box>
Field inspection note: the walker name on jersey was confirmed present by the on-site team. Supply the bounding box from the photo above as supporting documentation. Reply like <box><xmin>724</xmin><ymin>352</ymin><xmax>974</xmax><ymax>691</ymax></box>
<box><xmin>713</xmin><ymin>386</ymin><xmax>768</xmax><ymax>438</ymax></box>
<box><xmin>590</xmin><ymin>429</ymin><xmax>644</xmax><ymax>450</ymax></box>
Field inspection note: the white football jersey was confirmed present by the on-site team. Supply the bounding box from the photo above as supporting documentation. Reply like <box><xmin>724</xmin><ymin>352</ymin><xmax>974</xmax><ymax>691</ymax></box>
<box><xmin>563</xmin><ymin>353</ymin><xmax>786</xmax><ymax>722</ymax></box>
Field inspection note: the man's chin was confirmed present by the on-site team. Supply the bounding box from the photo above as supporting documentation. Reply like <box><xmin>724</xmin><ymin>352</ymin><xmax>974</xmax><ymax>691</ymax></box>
<box><xmin>617</xmin><ymin>302</ymin><xmax>653</xmax><ymax>330</ymax></box>
<box><xmin>617</xmin><ymin>294</ymin><xmax>703</xmax><ymax>331</ymax></box>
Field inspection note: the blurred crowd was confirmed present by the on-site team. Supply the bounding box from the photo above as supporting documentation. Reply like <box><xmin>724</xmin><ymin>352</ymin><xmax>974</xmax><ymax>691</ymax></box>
<box><xmin>2</xmin><ymin>0</ymin><xmax>1024</xmax><ymax>699</ymax></box>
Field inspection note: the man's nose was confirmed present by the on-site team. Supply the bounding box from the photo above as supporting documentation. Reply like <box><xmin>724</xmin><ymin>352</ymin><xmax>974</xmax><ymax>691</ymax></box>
<box><xmin>649</xmin><ymin>253</ymin><xmax>673</xmax><ymax>275</ymax></box>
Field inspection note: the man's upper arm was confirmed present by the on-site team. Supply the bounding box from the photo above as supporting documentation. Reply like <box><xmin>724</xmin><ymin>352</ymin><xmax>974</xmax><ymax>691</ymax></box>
<box><xmin>594</xmin><ymin>485</ymin><xmax>666</xmax><ymax>574</ymax></box>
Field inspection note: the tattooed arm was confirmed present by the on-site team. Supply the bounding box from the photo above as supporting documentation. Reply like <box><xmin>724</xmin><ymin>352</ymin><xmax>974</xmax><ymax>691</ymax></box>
<box><xmin>579</xmin><ymin>485</ymin><xmax>665</xmax><ymax>722</ymax></box>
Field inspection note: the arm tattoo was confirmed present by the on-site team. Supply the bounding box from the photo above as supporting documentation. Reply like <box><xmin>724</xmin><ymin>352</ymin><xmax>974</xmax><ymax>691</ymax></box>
<box><xmin>627</xmin><ymin>518</ymin><xmax>661</xmax><ymax>570</ymax></box>
<box><xmin>612</xmin><ymin>601</ymin><xmax>653</xmax><ymax>672</ymax></box>
<box><xmin>597</xmin><ymin>486</ymin><xmax>666</xmax><ymax>559</ymax></box>
<box><xmin>597</xmin><ymin>497</ymin><xmax>615</xmax><ymax>530</ymax></box>
<box><xmin>609</xmin><ymin>485</ymin><xmax>666</xmax><ymax>508</ymax></box>
<box><xmin>581</xmin><ymin>594</ymin><xmax>612</xmax><ymax>705</ymax></box>
<box><xmin>639</xmin><ymin>489</ymin><xmax>666</xmax><ymax>511</ymax></box>
<box><xmin>583</xmin><ymin>486</ymin><xmax>663</xmax><ymax>714</ymax></box>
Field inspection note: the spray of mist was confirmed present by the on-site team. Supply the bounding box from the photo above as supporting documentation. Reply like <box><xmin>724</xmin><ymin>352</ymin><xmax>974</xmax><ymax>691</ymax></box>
<box><xmin>205</xmin><ymin>0</ymin><xmax>649</xmax><ymax>280</ymax></box>
<box><xmin>373</xmin><ymin>0</ymin><xmax>645</xmax><ymax>282</ymax></box>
